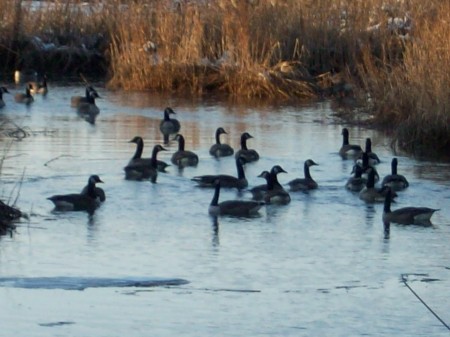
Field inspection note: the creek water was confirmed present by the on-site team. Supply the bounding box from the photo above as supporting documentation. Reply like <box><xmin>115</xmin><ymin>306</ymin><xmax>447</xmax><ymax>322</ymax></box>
<box><xmin>0</xmin><ymin>85</ymin><xmax>449</xmax><ymax>336</ymax></box>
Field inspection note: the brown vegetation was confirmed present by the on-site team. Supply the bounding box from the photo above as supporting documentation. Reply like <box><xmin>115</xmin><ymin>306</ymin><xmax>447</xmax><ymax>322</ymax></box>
<box><xmin>0</xmin><ymin>0</ymin><xmax>449</xmax><ymax>157</ymax></box>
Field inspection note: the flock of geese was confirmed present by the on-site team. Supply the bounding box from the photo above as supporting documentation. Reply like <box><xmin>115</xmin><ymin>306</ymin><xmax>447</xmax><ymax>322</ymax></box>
<box><xmin>1</xmin><ymin>81</ymin><xmax>439</xmax><ymax>226</ymax></box>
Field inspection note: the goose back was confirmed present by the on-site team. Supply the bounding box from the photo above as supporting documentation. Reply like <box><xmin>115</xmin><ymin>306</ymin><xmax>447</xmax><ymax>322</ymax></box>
<box><xmin>235</xmin><ymin>132</ymin><xmax>259</xmax><ymax>162</ymax></box>
<box><xmin>171</xmin><ymin>134</ymin><xmax>199</xmax><ymax>168</ymax></box>
<box><xmin>160</xmin><ymin>107</ymin><xmax>181</xmax><ymax>134</ymax></box>
<box><xmin>209</xmin><ymin>127</ymin><xmax>234</xmax><ymax>157</ymax></box>
<box><xmin>288</xmin><ymin>159</ymin><xmax>318</xmax><ymax>191</ymax></box>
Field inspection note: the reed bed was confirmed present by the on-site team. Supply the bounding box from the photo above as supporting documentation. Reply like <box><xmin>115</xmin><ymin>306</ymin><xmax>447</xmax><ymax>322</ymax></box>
<box><xmin>0</xmin><ymin>0</ymin><xmax>449</xmax><ymax>156</ymax></box>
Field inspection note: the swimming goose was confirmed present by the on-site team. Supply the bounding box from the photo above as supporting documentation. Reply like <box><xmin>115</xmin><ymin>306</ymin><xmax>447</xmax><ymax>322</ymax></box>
<box><xmin>263</xmin><ymin>165</ymin><xmax>291</xmax><ymax>205</ymax></box>
<box><xmin>48</xmin><ymin>175</ymin><xmax>104</xmax><ymax>212</ymax></box>
<box><xmin>362</xmin><ymin>138</ymin><xmax>380</xmax><ymax>165</ymax></box>
<box><xmin>14</xmin><ymin>84</ymin><xmax>34</xmax><ymax>104</ymax></box>
<box><xmin>71</xmin><ymin>86</ymin><xmax>98</xmax><ymax>108</ymax></box>
<box><xmin>250</xmin><ymin>171</ymin><xmax>270</xmax><ymax>200</ymax></box>
<box><xmin>235</xmin><ymin>132</ymin><xmax>259</xmax><ymax>163</ymax></box>
<box><xmin>80</xmin><ymin>174</ymin><xmax>106</xmax><ymax>202</ymax></box>
<box><xmin>359</xmin><ymin>168</ymin><xmax>396</xmax><ymax>203</ymax></box>
<box><xmin>288</xmin><ymin>159</ymin><xmax>319</xmax><ymax>191</ymax></box>
<box><xmin>0</xmin><ymin>87</ymin><xmax>9</xmax><ymax>108</ymax></box>
<box><xmin>357</xmin><ymin>152</ymin><xmax>380</xmax><ymax>182</ymax></box>
<box><xmin>127</xmin><ymin>136</ymin><xmax>169</xmax><ymax>173</ymax></box>
<box><xmin>339</xmin><ymin>128</ymin><xmax>363</xmax><ymax>158</ymax></box>
<box><xmin>77</xmin><ymin>90</ymin><xmax>100</xmax><ymax>118</ymax></box>
<box><xmin>171</xmin><ymin>134</ymin><xmax>199</xmax><ymax>168</ymax></box>
<box><xmin>124</xmin><ymin>144</ymin><xmax>167</xmax><ymax>182</ymax></box>
<box><xmin>209</xmin><ymin>127</ymin><xmax>234</xmax><ymax>157</ymax></box>
<box><xmin>160</xmin><ymin>107</ymin><xmax>181</xmax><ymax>135</ymax></box>
<box><xmin>382</xmin><ymin>187</ymin><xmax>438</xmax><ymax>225</ymax></box>
<box><xmin>209</xmin><ymin>180</ymin><xmax>264</xmax><ymax>217</ymax></box>
<box><xmin>381</xmin><ymin>158</ymin><xmax>409</xmax><ymax>191</ymax></box>
<box><xmin>192</xmin><ymin>157</ymin><xmax>247</xmax><ymax>189</ymax></box>
<box><xmin>345</xmin><ymin>165</ymin><xmax>366</xmax><ymax>192</ymax></box>
<box><xmin>29</xmin><ymin>74</ymin><xmax>48</xmax><ymax>95</ymax></box>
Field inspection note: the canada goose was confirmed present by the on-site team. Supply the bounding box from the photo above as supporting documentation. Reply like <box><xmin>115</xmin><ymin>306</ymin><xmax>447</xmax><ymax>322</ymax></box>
<box><xmin>71</xmin><ymin>86</ymin><xmax>98</xmax><ymax>108</ymax></box>
<box><xmin>124</xmin><ymin>144</ymin><xmax>167</xmax><ymax>182</ymax></box>
<box><xmin>381</xmin><ymin>158</ymin><xmax>409</xmax><ymax>191</ymax></box>
<box><xmin>339</xmin><ymin>128</ymin><xmax>363</xmax><ymax>158</ymax></box>
<box><xmin>345</xmin><ymin>165</ymin><xmax>366</xmax><ymax>192</ymax></box>
<box><xmin>171</xmin><ymin>134</ymin><xmax>199</xmax><ymax>168</ymax></box>
<box><xmin>209</xmin><ymin>127</ymin><xmax>234</xmax><ymax>157</ymax></box>
<box><xmin>359</xmin><ymin>168</ymin><xmax>396</xmax><ymax>203</ymax></box>
<box><xmin>29</xmin><ymin>74</ymin><xmax>48</xmax><ymax>95</ymax></box>
<box><xmin>262</xmin><ymin>165</ymin><xmax>291</xmax><ymax>205</ymax></box>
<box><xmin>382</xmin><ymin>187</ymin><xmax>438</xmax><ymax>225</ymax></box>
<box><xmin>363</xmin><ymin>138</ymin><xmax>380</xmax><ymax>165</ymax></box>
<box><xmin>235</xmin><ymin>132</ymin><xmax>259</xmax><ymax>162</ymax></box>
<box><xmin>80</xmin><ymin>174</ymin><xmax>106</xmax><ymax>202</ymax></box>
<box><xmin>192</xmin><ymin>157</ymin><xmax>247</xmax><ymax>189</ymax></box>
<box><xmin>48</xmin><ymin>175</ymin><xmax>104</xmax><ymax>212</ymax></box>
<box><xmin>250</xmin><ymin>171</ymin><xmax>270</xmax><ymax>200</ymax></box>
<box><xmin>127</xmin><ymin>136</ymin><xmax>169</xmax><ymax>173</ymax></box>
<box><xmin>160</xmin><ymin>107</ymin><xmax>181</xmax><ymax>134</ymax></box>
<box><xmin>0</xmin><ymin>87</ymin><xmax>9</xmax><ymax>108</ymax></box>
<box><xmin>357</xmin><ymin>152</ymin><xmax>380</xmax><ymax>182</ymax></box>
<box><xmin>209</xmin><ymin>180</ymin><xmax>264</xmax><ymax>217</ymax></box>
<box><xmin>14</xmin><ymin>84</ymin><xmax>34</xmax><ymax>104</ymax></box>
<box><xmin>77</xmin><ymin>90</ymin><xmax>100</xmax><ymax>118</ymax></box>
<box><xmin>288</xmin><ymin>159</ymin><xmax>319</xmax><ymax>191</ymax></box>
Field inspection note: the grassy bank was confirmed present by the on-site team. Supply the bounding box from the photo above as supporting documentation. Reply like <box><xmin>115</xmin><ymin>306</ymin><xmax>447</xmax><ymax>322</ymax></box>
<box><xmin>0</xmin><ymin>0</ymin><xmax>449</xmax><ymax>157</ymax></box>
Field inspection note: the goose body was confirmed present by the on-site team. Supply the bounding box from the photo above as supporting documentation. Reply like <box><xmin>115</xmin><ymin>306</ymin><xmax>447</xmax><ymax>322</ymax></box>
<box><xmin>209</xmin><ymin>127</ymin><xmax>234</xmax><ymax>157</ymax></box>
<box><xmin>80</xmin><ymin>175</ymin><xmax>106</xmax><ymax>202</ymax></box>
<box><xmin>29</xmin><ymin>75</ymin><xmax>48</xmax><ymax>95</ymax></box>
<box><xmin>263</xmin><ymin>165</ymin><xmax>291</xmax><ymax>205</ymax></box>
<box><xmin>209</xmin><ymin>180</ymin><xmax>263</xmax><ymax>217</ymax></box>
<box><xmin>250</xmin><ymin>171</ymin><xmax>270</xmax><ymax>201</ymax></box>
<box><xmin>235</xmin><ymin>132</ymin><xmax>259</xmax><ymax>163</ymax></box>
<box><xmin>171</xmin><ymin>134</ymin><xmax>199</xmax><ymax>168</ymax></box>
<box><xmin>381</xmin><ymin>158</ymin><xmax>409</xmax><ymax>191</ymax></box>
<box><xmin>345</xmin><ymin>165</ymin><xmax>366</xmax><ymax>192</ymax></box>
<box><xmin>71</xmin><ymin>86</ymin><xmax>98</xmax><ymax>108</ymax></box>
<box><xmin>77</xmin><ymin>90</ymin><xmax>100</xmax><ymax>119</ymax></box>
<box><xmin>382</xmin><ymin>188</ymin><xmax>438</xmax><ymax>225</ymax></box>
<box><xmin>124</xmin><ymin>144</ymin><xmax>167</xmax><ymax>182</ymax></box>
<box><xmin>339</xmin><ymin>128</ymin><xmax>363</xmax><ymax>158</ymax></box>
<box><xmin>359</xmin><ymin>168</ymin><xmax>396</xmax><ymax>203</ymax></box>
<box><xmin>192</xmin><ymin>158</ymin><xmax>247</xmax><ymax>189</ymax></box>
<box><xmin>0</xmin><ymin>87</ymin><xmax>9</xmax><ymax>108</ymax></box>
<box><xmin>14</xmin><ymin>84</ymin><xmax>34</xmax><ymax>104</ymax></box>
<box><xmin>48</xmin><ymin>175</ymin><xmax>104</xmax><ymax>212</ymax></box>
<box><xmin>160</xmin><ymin>107</ymin><xmax>181</xmax><ymax>134</ymax></box>
<box><xmin>288</xmin><ymin>159</ymin><xmax>318</xmax><ymax>191</ymax></box>
<box><xmin>127</xmin><ymin>136</ymin><xmax>169</xmax><ymax>173</ymax></box>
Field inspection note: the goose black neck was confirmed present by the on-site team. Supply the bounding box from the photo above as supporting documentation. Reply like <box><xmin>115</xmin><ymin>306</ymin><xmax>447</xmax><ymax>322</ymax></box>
<box><xmin>365</xmin><ymin>138</ymin><xmax>372</xmax><ymax>153</ymax></box>
<box><xmin>304</xmin><ymin>162</ymin><xmax>312</xmax><ymax>179</ymax></box>
<box><xmin>133</xmin><ymin>139</ymin><xmax>144</xmax><ymax>159</ymax></box>
<box><xmin>362</xmin><ymin>152</ymin><xmax>369</xmax><ymax>168</ymax></box>
<box><xmin>211</xmin><ymin>182</ymin><xmax>220</xmax><ymax>206</ymax></box>
<box><xmin>342</xmin><ymin>130</ymin><xmax>349</xmax><ymax>146</ymax></box>
<box><xmin>391</xmin><ymin>159</ymin><xmax>398</xmax><ymax>175</ymax></box>
<box><xmin>86</xmin><ymin>179</ymin><xmax>97</xmax><ymax>198</ymax></box>
<box><xmin>367</xmin><ymin>169</ymin><xmax>375</xmax><ymax>188</ymax></box>
<box><xmin>240</xmin><ymin>136</ymin><xmax>248</xmax><ymax>150</ymax></box>
<box><xmin>87</xmin><ymin>93</ymin><xmax>96</xmax><ymax>104</ymax></box>
<box><xmin>164</xmin><ymin>110</ymin><xmax>171</xmax><ymax>121</ymax></box>
<box><xmin>383</xmin><ymin>190</ymin><xmax>392</xmax><ymax>213</ymax></box>
<box><xmin>26</xmin><ymin>86</ymin><xmax>32</xmax><ymax>97</ymax></box>
<box><xmin>85</xmin><ymin>87</ymin><xmax>91</xmax><ymax>98</ymax></box>
<box><xmin>177</xmin><ymin>136</ymin><xmax>185</xmax><ymax>151</ymax></box>
<box><xmin>215</xmin><ymin>130</ymin><xmax>222</xmax><ymax>145</ymax></box>
<box><xmin>151</xmin><ymin>147</ymin><xmax>160</xmax><ymax>168</ymax></box>
<box><xmin>236</xmin><ymin>159</ymin><xmax>246</xmax><ymax>179</ymax></box>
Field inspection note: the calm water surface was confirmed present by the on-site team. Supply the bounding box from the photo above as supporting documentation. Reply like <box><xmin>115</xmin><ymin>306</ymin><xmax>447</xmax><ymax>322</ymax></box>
<box><xmin>0</xmin><ymin>86</ymin><xmax>449</xmax><ymax>336</ymax></box>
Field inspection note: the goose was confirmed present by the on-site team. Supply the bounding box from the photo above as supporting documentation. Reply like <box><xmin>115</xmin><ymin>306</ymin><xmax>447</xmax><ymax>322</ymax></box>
<box><xmin>124</xmin><ymin>144</ymin><xmax>167</xmax><ymax>182</ymax></box>
<box><xmin>209</xmin><ymin>127</ymin><xmax>234</xmax><ymax>157</ymax></box>
<box><xmin>192</xmin><ymin>157</ymin><xmax>247</xmax><ymax>189</ymax></box>
<box><xmin>359</xmin><ymin>168</ymin><xmax>396</xmax><ymax>203</ymax></box>
<box><xmin>29</xmin><ymin>74</ymin><xmax>48</xmax><ymax>95</ymax></box>
<box><xmin>14</xmin><ymin>84</ymin><xmax>34</xmax><ymax>104</ymax></box>
<box><xmin>362</xmin><ymin>138</ymin><xmax>380</xmax><ymax>165</ymax></box>
<box><xmin>0</xmin><ymin>87</ymin><xmax>9</xmax><ymax>108</ymax></box>
<box><xmin>381</xmin><ymin>158</ymin><xmax>409</xmax><ymax>191</ymax></box>
<box><xmin>77</xmin><ymin>90</ymin><xmax>100</xmax><ymax>118</ymax></box>
<box><xmin>262</xmin><ymin>165</ymin><xmax>291</xmax><ymax>205</ymax></box>
<box><xmin>160</xmin><ymin>107</ymin><xmax>181</xmax><ymax>135</ymax></box>
<box><xmin>339</xmin><ymin>127</ymin><xmax>363</xmax><ymax>158</ymax></box>
<box><xmin>80</xmin><ymin>174</ymin><xmax>106</xmax><ymax>202</ymax></box>
<box><xmin>357</xmin><ymin>152</ymin><xmax>380</xmax><ymax>182</ymax></box>
<box><xmin>345</xmin><ymin>165</ymin><xmax>366</xmax><ymax>192</ymax></box>
<box><xmin>48</xmin><ymin>175</ymin><xmax>104</xmax><ymax>212</ymax></box>
<box><xmin>235</xmin><ymin>132</ymin><xmax>259</xmax><ymax>162</ymax></box>
<box><xmin>127</xmin><ymin>136</ymin><xmax>170</xmax><ymax>173</ymax></box>
<box><xmin>71</xmin><ymin>86</ymin><xmax>98</xmax><ymax>108</ymax></box>
<box><xmin>382</xmin><ymin>187</ymin><xmax>438</xmax><ymax>225</ymax></box>
<box><xmin>209</xmin><ymin>180</ymin><xmax>264</xmax><ymax>217</ymax></box>
<box><xmin>288</xmin><ymin>159</ymin><xmax>319</xmax><ymax>191</ymax></box>
<box><xmin>171</xmin><ymin>134</ymin><xmax>199</xmax><ymax>168</ymax></box>
<box><xmin>250</xmin><ymin>170</ymin><xmax>270</xmax><ymax>201</ymax></box>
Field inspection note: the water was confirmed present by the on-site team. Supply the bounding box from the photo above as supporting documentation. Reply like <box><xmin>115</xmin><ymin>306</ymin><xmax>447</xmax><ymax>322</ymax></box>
<box><xmin>0</xmin><ymin>85</ymin><xmax>449</xmax><ymax>336</ymax></box>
